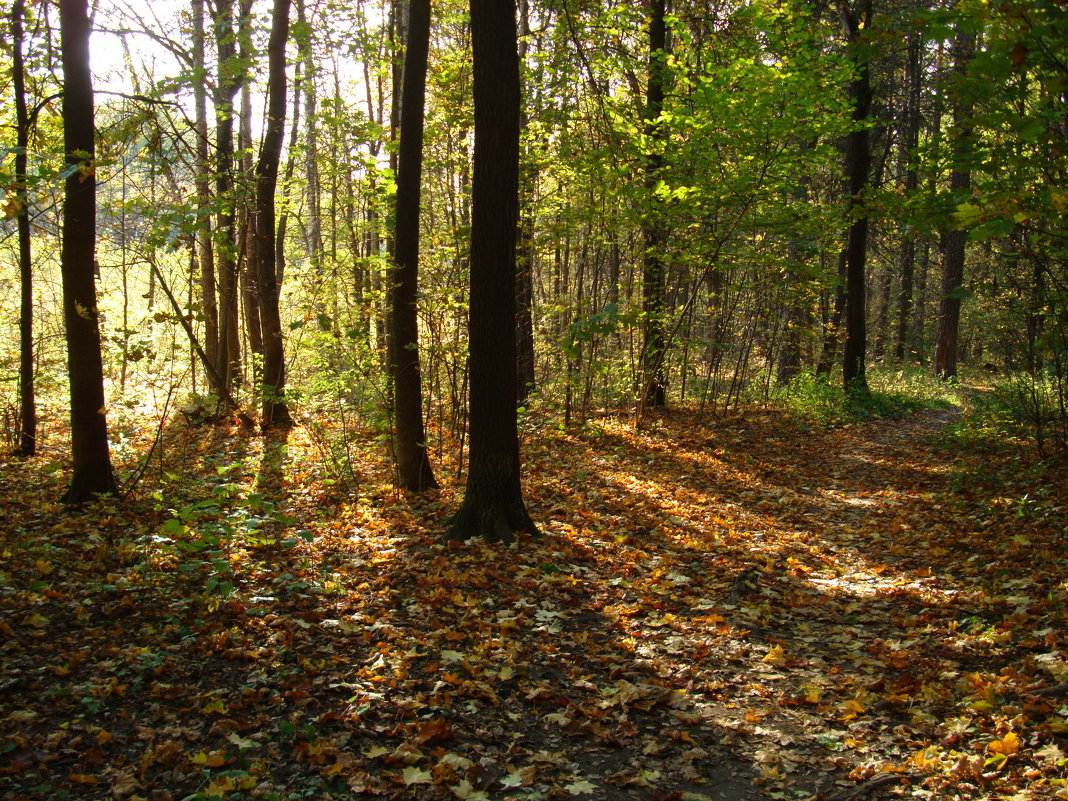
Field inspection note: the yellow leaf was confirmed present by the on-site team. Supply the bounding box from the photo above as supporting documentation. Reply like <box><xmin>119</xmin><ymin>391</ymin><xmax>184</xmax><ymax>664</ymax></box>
<box><xmin>762</xmin><ymin>644</ymin><xmax>786</xmax><ymax>665</ymax></box>
<box><xmin>2</xmin><ymin>192</ymin><xmax>23</xmax><ymax>220</ymax></box>
<box><xmin>988</xmin><ymin>732</ymin><xmax>1020</xmax><ymax>757</ymax></box>
<box><xmin>190</xmin><ymin>750</ymin><xmax>226</xmax><ymax>767</ymax></box>
<box><xmin>204</xmin><ymin>775</ymin><xmax>234</xmax><ymax>797</ymax></box>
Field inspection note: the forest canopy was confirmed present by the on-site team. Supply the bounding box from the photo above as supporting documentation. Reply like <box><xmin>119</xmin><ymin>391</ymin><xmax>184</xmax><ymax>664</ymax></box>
<box><xmin>2</xmin><ymin>0</ymin><xmax>1066</xmax><ymax>475</ymax></box>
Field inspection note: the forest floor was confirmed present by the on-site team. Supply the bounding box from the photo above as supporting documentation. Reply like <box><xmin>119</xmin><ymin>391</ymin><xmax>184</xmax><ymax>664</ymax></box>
<box><xmin>1</xmin><ymin>399</ymin><xmax>1067</xmax><ymax>801</ymax></box>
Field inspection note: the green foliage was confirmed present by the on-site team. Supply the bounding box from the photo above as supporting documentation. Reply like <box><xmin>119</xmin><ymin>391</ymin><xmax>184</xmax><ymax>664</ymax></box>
<box><xmin>946</xmin><ymin>371</ymin><xmax>1068</xmax><ymax>456</ymax></box>
<box><xmin>146</xmin><ymin>469</ymin><xmax>301</xmax><ymax>607</ymax></box>
<box><xmin>769</xmin><ymin>366</ymin><xmax>961</xmax><ymax>427</ymax></box>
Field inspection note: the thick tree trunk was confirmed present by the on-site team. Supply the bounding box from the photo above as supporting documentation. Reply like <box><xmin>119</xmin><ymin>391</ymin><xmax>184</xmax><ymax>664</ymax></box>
<box><xmin>390</xmin><ymin>0</ymin><xmax>438</xmax><ymax>491</ymax></box>
<box><xmin>839</xmin><ymin>0</ymin><xmax>873</xmax><ymax>397</ymax></box>
<box><xmin>641</xmin><ymin>0</ymin><xmax>668</xmax><ymax>410</ymax></box>
<box><xmin>58</xmin><ymin>0</ymin><xmax>117</xmax><ymax>502</ymax></box>
<box><xmin>254</xmin><ymin>0</ymin><xmax>293</xmax><ymax>429</ymax></box>
<box><xmin>934</xmin><ymin>26</ymin><xmax>975</xmax><ymax>381</ymax></box>
<box><xmin>448</xmin><ymin>0</ymin><xmax>537</xmax><ymax>543</ymax></box>
<box><xmin>12</xmin><ymin>0</ymin><xmax>36</xmax><ymax>456</ymax></box>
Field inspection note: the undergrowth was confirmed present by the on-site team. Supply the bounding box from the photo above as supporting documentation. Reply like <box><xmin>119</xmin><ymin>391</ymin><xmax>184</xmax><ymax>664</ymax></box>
<box><xmin>768</xmin><ymin>366</ymin><xmax>963</xmax><ymax>427</ymax></box>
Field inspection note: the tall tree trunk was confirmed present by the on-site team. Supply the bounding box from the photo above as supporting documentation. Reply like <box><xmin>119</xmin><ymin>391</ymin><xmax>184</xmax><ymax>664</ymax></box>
<box><xmin>296</xmin><ymin>0</ymin><xmax>322</xmax><ymax>270</ymax></box>
<box><xmin>275</xmin><ymin>59</ymin><xmax>303</xmax><ymax>289</ymax></box>
<box><xmin>58</xmin><ymin>0</ymin><xmax>117</xmax><ymax>502</ymax></box>
<box><xmin>12</xmin><ymin>0</ymin><xmax>36</xmax><ymax>456</ymax></box>
<box><xmin>777</xmin><ymin>140</ymin><xmax>815</xmax><ymax>384</ymax></box>
<box><xmin>839</xmin><ymin>0</ymin><xmax>874</xmax><ymax>397</ymax></box>
<box><xmin>641</xmin><ymin>0</ymin><xmax>668</xmax><ymax>410</ymax></box>
<box><xmin>895</xmin><ymin>29</ymin><xmax>921</xmax><ymax>361</ymax></box>
<box><xmin>448</xmin><ymin>0</ymin><xmax>537</xmax><ymax>544</ymax></box>
<box><xmin>191</xmin><ymin>0</ymin><xmax>219</xmax><ymax>394</ymax></box>
<box><xmin>390</xmin><ymin>0</ymin><xmax>438</xmax><ymax>491</ymax></box>
<box><xmin>213</xmin><ymin>0</ymin><xmax>242</xmax><ymax>394</ymax></box>
<box><xmin>239</xmin><ymin>39</ymin><xmax>263</xmax><ymax>367</ymax></box>
<box><xmin>934</xmin><ymin>25</ymin><xmax>975</xmax><ymax>380</ymax></box>
<box><xmin>254</xmin><ymin>0</ymin><xmax>294</xmax><ymax>429</ymax></box>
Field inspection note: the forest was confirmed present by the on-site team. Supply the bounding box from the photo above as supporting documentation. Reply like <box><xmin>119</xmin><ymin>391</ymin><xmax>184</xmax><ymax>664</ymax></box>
<box><xmin>1</xmin><ymin>0</ymin><xmax>1067</xmax><ymax>798</ymax></box>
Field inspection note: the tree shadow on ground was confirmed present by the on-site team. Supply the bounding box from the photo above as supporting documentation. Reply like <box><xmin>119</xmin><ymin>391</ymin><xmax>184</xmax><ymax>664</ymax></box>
<box><xmin>2</xmin><ymin>404</ymin><xmax>1063</xmax><ymax>800</ymax></box>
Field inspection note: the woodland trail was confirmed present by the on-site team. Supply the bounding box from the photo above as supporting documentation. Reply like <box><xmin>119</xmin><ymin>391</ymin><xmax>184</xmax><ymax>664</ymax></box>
<box><xmin>0</xmin><ymin>403</ymin><xmax>1065</xmax><ymax>801</ymax></box>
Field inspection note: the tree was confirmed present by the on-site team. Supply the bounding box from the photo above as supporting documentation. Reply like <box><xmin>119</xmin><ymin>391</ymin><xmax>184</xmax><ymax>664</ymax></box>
<box><xmin>895</xmin><ymin>27</ymin><xmax>922</xmax><ymax>362</ymax></box>
<box><xmin>11</xmin><ymin>0</ymin><xmax>36</xmax><ymax>456</ymax></box>
<box><xmin>641</xmin><ymin>0</ymin><xmax>668</xmax><ymax>410</ymax></box>
<box><xmin>838</xmin><ymin>0</ymin><xmax>874</xmax><ymax>397</ymax></box>
<box><xmin>211</xmin><ymin>0</ymin><xmax>243</xmax><ymax>396</ymax></box>
<box><xmin>58</xmin><ymin>0</ymin><xmax>118</xmax><ymax>502</ymax></box>
<box><xmin>191</xmin><ymin>0</ymin><xmax>218</xmax><ymax>393</ymax></box>
<box><xmin>254</xmin><ymin>0</ymin><xmax>293</xmax><ymax>428</ymax></box>
<box><xmin>390</xmin><ymin>0</ymin><xmax>438</xmax><ymax>491</ymax></box>
<box><xmin>934</xmin><ymin>21</ymin><xmax>975</xmax><ymax>381</ymax></box>
<box><xmin>448</xmin><ymin>0</ymin><xmax>537</xmax><ymax>543</ymax></box>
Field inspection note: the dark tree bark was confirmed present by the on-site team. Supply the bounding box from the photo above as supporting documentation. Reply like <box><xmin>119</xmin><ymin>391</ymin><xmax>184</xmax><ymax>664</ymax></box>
<box><xmin>390</xmin><ymin>0</ymin><xmax>438</xmax><ymax>490</ymax></box>
<box><xmin>254</xmin><ymin>0</ymin><xmax>293</xmax><ymax>428</ymax></box>
<box><xmin>641</xmin><ymin>0</ymin><xmax>668</xmax><ymax>409</ymax></box>
<box><xmin>934</xmin><ymin>25</ymin><xmax>975</xmax><ymax>380</ymax></box>
<box><xmin>12</xmin><ymin>0</ymin><xmax>36</xmax><ymax>456</ymax></box>
<box><xmin>839</xmin><ymin>0</ymin><xmax>874</xmax><ymax>397</ymax></box>
<box><xmin>58</xmin><ymin>0</ymin><xmax>117</xmax><ymax>502</ymax></box>
<box><xmin>895</xmin><ymin>29</ymin><xmax>921</xmax><ymax>361</ymax></box>
<box><xmin>191</xmin><ymin>0</ymin><xmax>218</xmax><ymax>392</ymax></box>
<box><xmin>212</xmin><ymin>0</ymin><xmax>242</xmax><ymax>394</ymax></box>
<box><xmin>448</xmin><ymin>0</ymin><xmax>537</xmax><ymax>543</ymax></box>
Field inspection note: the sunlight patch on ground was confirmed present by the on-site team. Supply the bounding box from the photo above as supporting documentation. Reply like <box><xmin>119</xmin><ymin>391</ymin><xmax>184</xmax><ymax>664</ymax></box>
<box><xmin>805</xmin><ymin>572</ymin><xmax>961</xmax><ymax>601</ymax></box>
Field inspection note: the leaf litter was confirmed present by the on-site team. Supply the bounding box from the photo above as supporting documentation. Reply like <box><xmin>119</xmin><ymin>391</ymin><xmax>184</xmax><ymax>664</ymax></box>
<box><xmin>0</xmin><ymin>404</ymin><xmax>1066</xmax><ymax>800</ymax></box>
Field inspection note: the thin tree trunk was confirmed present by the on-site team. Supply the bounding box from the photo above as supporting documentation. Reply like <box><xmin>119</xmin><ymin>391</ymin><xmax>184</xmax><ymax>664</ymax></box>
<box><xmin>275</xmin><ymin>59</ymin><xmax>302</xmax><ymax>289</ymax></box>
<box><xmin>839</xmin><ymin>0</ymin><xmax>874</xmax><ymax>397</ymax></box>
<box><xmin>239</xmin><ymin>47</ymin><xmax>263</xmax><ymax>366</ymax></box>
<box><xmin>934</xmin><ymin>25</ymin><xmax>975</xmax><ymax>380</ymax></box>
<box><xmin>191</xmin><ymin>0</ymin><xmax>218</xmax><ymax>393</ymax></box>
<box><xmin>254</xmin><ymin>0</ymin><xmax>294</xmax><ymax>428</ymax></box>
<box><xmin>641</xmin><ymin>0</ymin><xmax>668</xmax><ymax>410</ymax></box>
<box><xmin>12</xmin><ymin>0</ymin><xmax>36</xmax><ymax>456</ymax></box>
<box><xmin>390</xmin><ymin>0</ymin><xmax>437</xmax><ymax>490</ymax></box>
<box><xmin>895</xmin><ymin>29</ymin><xmax>921</xmax><ymax>361</ymax></box>
<box><xmin>515</xmin><ymin>0</ymin><xmax>536</xmax><ymax>402</ymax></box>
<box><xmin>213</xmin><ymin>0</ymin><xmax>241</xmax><ymax>395</ymax></box>
<box><xmin>296</xmin><ymin>0</ymin><xmax>322</xmax><ymax>269</ymax></box>
<box><xmin>59</xmin><ymin>0</ymin><xmax>117</xmax><ymax>502</ymax></box>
